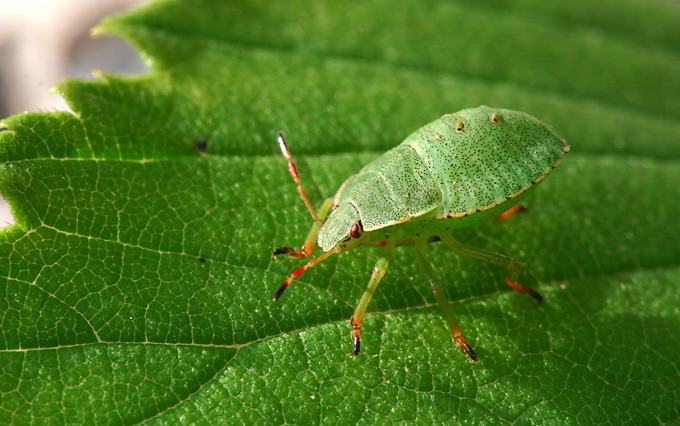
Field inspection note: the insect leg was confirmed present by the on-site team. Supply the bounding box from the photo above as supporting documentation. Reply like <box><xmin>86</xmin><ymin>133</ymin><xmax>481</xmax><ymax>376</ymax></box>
<box><xmin>273</xmin><ymin>246</ymin><xmax>340</xmax><ymax>301</ymax></box>
<box><xmin>440</xmin><ymin>235</ymin><xmax>542</xmax><ymax>303</ymax></box>
<box><xmin>494</xmin><ymin>204</ymin><xmax>526</xmax><ymax>220</ymax></box>
<box><xmin>414</xmin><ymin>243</ymin><xmax>476</xmax><ymax>362</ymax></box>
<box><xmin>350</xmin><ymin>244</ymin><xmax>394</xmax><ymax>356</ymax></box>
<box><xmin>277</xmin><ymin>132</ymin><xmax>323</xmax><ymax>226</ymax></box>
<box><xmin>272</xmin><ymin>198</ymin><xmax>333</xmax><ymax>259</ymax></box>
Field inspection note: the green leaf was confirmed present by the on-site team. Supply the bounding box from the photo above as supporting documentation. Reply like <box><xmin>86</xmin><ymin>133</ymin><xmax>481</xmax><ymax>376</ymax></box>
<box><xmin>1</xmin><ymin>0</ymin><xmax>679</xmax><ymax>423</ymax></box>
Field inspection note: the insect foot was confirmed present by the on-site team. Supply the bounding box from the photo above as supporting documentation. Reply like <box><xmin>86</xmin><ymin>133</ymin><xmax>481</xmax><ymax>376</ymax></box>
<box><xmin>272</xmin><ymin>247</ymin><xmax>293</xmax><ymax>259</ymax></box>
<box><xmin>505</xmin><ymin>277</ymin><xmax>543</xmax><ymax>304</ymax></box>
<box><xmin>272</xmin><ymin>246</ymin><xmax>310</xmax><ymax>259</ymax></box>
<box><xmin>350</xmin><ymin>315</ymin><xmax>362</xmax><ymax>356</ymax></box>
<box><xmin>454</xmin><ymin>335</ymin><xmax>477</xmax><ymax>363</ymax></box>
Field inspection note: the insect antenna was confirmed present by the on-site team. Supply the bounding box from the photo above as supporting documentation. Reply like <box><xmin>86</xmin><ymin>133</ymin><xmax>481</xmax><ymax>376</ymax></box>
<box><xmin>277</xmin><ymin>132</ymin><xmax>323</xmax><ymax>226</ymax></box>
<box><xmin>273</xmin><ymin>248</ymin><xmax>340</xmax><ymax>301</ymax></box>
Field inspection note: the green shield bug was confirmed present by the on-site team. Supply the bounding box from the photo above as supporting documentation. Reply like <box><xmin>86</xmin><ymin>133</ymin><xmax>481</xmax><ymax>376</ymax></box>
<box><xmin>272</xmin><ymin>106</ymin><xmax>569</xmax><ymax>361</ymax></box>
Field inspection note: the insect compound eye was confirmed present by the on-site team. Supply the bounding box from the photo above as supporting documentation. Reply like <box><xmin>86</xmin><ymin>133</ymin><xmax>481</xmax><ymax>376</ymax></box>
<box><xmin>349</xmin><ymin>222</ymin><xmax>363</xmax><ymax>239</ymax></box>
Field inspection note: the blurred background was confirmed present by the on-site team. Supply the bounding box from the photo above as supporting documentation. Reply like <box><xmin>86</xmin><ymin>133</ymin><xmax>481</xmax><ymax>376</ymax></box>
<box><xmin>0</xmin><ymin>0</ymin><xmax>149</xmax><ymax>227</ymax></box>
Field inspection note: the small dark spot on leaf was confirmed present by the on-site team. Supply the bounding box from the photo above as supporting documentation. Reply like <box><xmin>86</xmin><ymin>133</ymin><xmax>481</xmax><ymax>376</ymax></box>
<box><xmin>195</xmin><ymin>139</ymin><xmax>208</xmax><ymax>152</ymax></box>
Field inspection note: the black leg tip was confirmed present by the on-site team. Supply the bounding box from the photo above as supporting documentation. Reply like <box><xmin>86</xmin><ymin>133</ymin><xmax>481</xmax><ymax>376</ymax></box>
<box><xmin>352</xmin><ymin>337</ymin><xmax>361</xmax><ymax>357</ymax></box>
<box><xmin>455</xmin><ymin>336</ymin><xmax>477</xmax><ymax>362</ymax></box>
<box><xmin>272</xmin><ymin>247</ymin><xmax>293</xmax><ymax>259</ymax></box>
<box><xmin>463</xmin><ymin>343</ymin><xmax>477</xmax><ymax>362</ymax></box>
<box><xmin>273</xmin><ymin>284</ymin><xmax>288</xmax><ymax>301</ymax></box>
<box><xmin>530</xmin><ymin>290</ymin><xmax>543</xmax><ymax>304</ymax></box>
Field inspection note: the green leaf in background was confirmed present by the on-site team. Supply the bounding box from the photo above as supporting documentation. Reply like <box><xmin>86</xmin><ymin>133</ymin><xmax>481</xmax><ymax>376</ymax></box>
<box><xmin>1</xmin><ymin>0</ymin><xmax>679</xmax><ymax>423</ymax></box>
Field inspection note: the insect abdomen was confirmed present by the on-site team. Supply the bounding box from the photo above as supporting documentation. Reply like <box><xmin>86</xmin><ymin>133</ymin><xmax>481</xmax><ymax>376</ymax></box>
<box><xmin>404</xmin><ymin>107</ymin><xmax>568</xmax><ymax>218</ymax></box>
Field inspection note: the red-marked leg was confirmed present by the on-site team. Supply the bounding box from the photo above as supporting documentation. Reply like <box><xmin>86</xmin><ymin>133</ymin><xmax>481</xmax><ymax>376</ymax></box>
<box><xmin>273</xmin><ymin>248</ymin><xmax>339</xmax><ymax>301</ymax></box>
<box><xmin>441</xmin><ymin>235</ymin><xmax>542</xmax><ymax>304</ymax></box>
<box><xmin>505</xmin><ymin>277</ymin><xmax>542</xmax><ymax>303</ymax></box>
<box><xmin>494</xmin><ymin>204</ymin><xmax>526</xmax><ymax>220</ymax></box>
<box><xmin>272</xmin><ymin>198</ymin><xmax>333</xmax><ymax>259</ymax></box>
<box><xmin>350</xmin><ymin>245</ymin><xmax>394</xmax><ymax>356</ymax></box>
<box><xmin>277</xmin><ymin>132</ymin><xmax>322</xmax><ymax>225</ymax></box>
<box><xmin>414</xmin><ymin>242</ymin><xmax>476</xmax><ymax>362</ymax></box>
